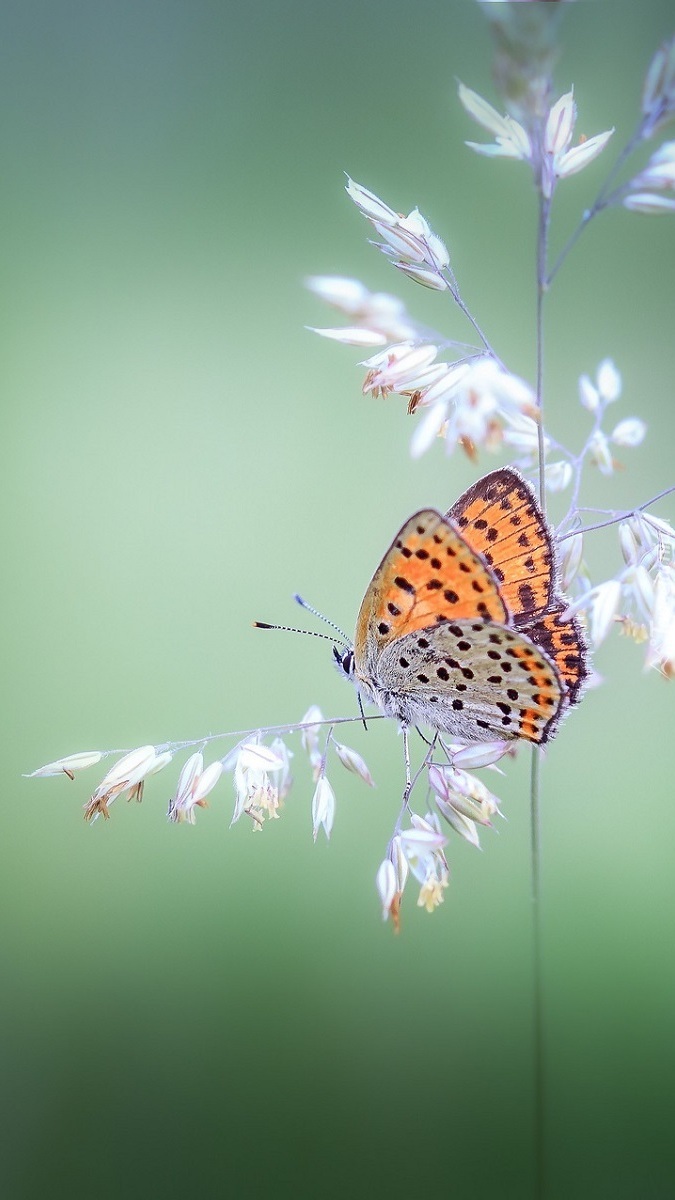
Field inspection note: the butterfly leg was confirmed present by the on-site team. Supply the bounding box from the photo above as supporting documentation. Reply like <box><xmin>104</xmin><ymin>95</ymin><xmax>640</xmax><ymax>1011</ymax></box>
<box><xmin>394</xmin><ymin>728</ymin><xmax>440</xmax><ymax>833</ymax></box>
<box><xmin>392</xmin><ymin>726</ymin><xmax>413</xmax><ymax>834</ymax></box>
<box><xmin>403</xmin><ymin>725</ymin><xmax>412</xmax><ymax>795</ymax></box>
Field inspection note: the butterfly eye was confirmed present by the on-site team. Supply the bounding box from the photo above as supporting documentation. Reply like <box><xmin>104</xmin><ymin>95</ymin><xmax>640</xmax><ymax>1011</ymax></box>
<box><xmin>333</xmin><ymin>646</ymin><xmax>354</xmax><ymax>677</ymax></box>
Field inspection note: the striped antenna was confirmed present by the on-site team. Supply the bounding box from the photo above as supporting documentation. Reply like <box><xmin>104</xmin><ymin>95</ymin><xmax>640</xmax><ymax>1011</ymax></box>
<box><xmin>253</xmin><ymin>621</ymin><xmax>337</xmax><ymax>643</ymax></box>
<box><xmin>293</xmin><ymin>594</ymin><xmax>350</xmax><ymax>646</ymax></box>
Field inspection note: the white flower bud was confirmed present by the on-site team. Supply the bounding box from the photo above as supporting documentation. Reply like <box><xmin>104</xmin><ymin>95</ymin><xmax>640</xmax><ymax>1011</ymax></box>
<box><xmin>304</xmin><ymin>275</ymin><xmax>370</xmax><ymax>312</ymax></box>
<box><xmin>307</xmin><ymin>326</ymin><xmax>388</xmax><ymax>347</ymax></box>
<box><xmin>238</xmin><ymin>743</ymin><xmax>285</xmax><ymax>772</ymax></box>
<box><xmin>556</xmin><ymin>129</ymin><xmax>614</xmax><ymax>178</ymax></box>
<box><xmin>311</xmin><ymin>776</ymin><xmax>336</xmax><ymax>841</ymax></box>
<box><xmin>410</xmin><ymin>399</ymin><xmax>448</xmax><ymax>459</ymax></box>
<box><xmin>545</xmin><ymin>461</ymin><xmax>573</xmax><ymax>492</ymax></box>
<box><xmin>425</xmin><ymin>232</ymin><xmax>450</xmax><ymax>270</ymax></box>
<box><xmin>597</xmin><ymin>359</ymin><xmax>622</xmax><ymax>402</ymax></box>
<box><xmin>630</xmin><ymin>143</ymin><xmax>675</xmax><ymax>190</ymax></box>
<box><xmin>399</xmin><ymin>364</ymin><xmax>449</xmax><ymax>395</ymax></box>
<box><xmin>590</xmin><ymin>580</ymin><xmax>622</xmax><ymax>646</ymax></box>
<box><xmin>393</xmin><ymin>262</ymin><xmax>448</xmax><ymax>290</ymax></box>
<box><xmin>419</xmin><ymin>362</ymin><xmax>470</xmax><ymax>407</ymax></box>
<box><xmin>433</xmin><ymin>797</ymin><xmax>481</xmax><ymax>848</ymax></box>
<box><xmin>545</xmin><ymin>90</ymin><xmax>576</xmax><ymax>155</ymax></box>
<box><xmin>579</xmin><ymin>374</ymin><xmax>599</xmax><ymax>412</ymax></box>
<box><xmin>611</xmin><ymin>417</ymin><xmax>647</xmax><ymax>447</ymax></box>
<box><xmin>300</xmin><ymin>707</ymin><xmax>324</xmax><ymax>755</ymax></box>
<box><xmin>376</xmin><ymin>859</ymin><xmax>397</xmax><ymax>921</ymax></box>
<box><xmin>372</xmin><ymin>221</ymin><xmax>428</xmax><ymax>263</ymax></box>
<box><xmin>450</xmin><ymin>741</ymin><xmax>509</xmax><ymax>770</ymax></box>
<box><xmin>588</xmin><ymin>430</ymin><xmax>614</xmax><ymax>475</ymax></box>
<box><xmin>398</xmin><ymin>826</ymin><xmax>447</xmax><ymax>856</ymax></box>
<box><xmin>26</xmin><ymin>750</ymin><xmax>103</xmax><ymax>779</ymax></box>
<box><xmin>625</xmin><ymin>565</ymin><xmax>656</xmax><ymax>617</ymax></box>
<box><xmin>642</xmin><ymin>36</ymin><xmax>675</xmax><ymax>124</ymax></box>
<box><xmin>623</xmin><ymin>192</ymin><xmax>675</xmax><ymax>214</ymax></box>
<box><xmin>333</xmin><ymin>741</ymin><xmax>375</xmax><ymax>787</ymax></box>
<box><xmin>389</xmin><ymin>835</ymin><xmax>409</xmax><ymax>893</ymax></box>
<box><xmin>457</xmin><ymin>83</ymin><xmax>511</xmax><ymax>137</ymax></box>
<box><xmin>98</xmin><ymin>746</ymin><xmax>158</xmax><ymax>790</ymax></box>
<box><xmin>147</xmin><ymin>751</ymin><xmax>173</xmax><ymax>776</ymax></box>
<box><xmin>559</xmin><ymin>533</ymin><xmax>584</xmax><ymax>591</ymax></box>
<box><xmin>619</xmin><ymin>522</ymin><xmax>641</xmax><ymax>565</ymax></box>
<box><xmin>369</xmin><ymin>343</ymin><xmax>439</xmax><ymax>389</ymax></box>
<box><xmin>645</xmin><ymin>566</ymin><xmax>675</xmax><ymax>677</ymax></box>
<box><xmin>174</xmin><ymin>752</ymin><xmax>203</xmax><ymax>804</ymax></box>
<box><xmin>345</xmin><ymin>177</ymin><xmax>398</xmax><ymax>224</ymax></box>
<box><xmin>192</xmin><ymin>761</ymin><xmax>223</xmax><ymax>803</ymax></box>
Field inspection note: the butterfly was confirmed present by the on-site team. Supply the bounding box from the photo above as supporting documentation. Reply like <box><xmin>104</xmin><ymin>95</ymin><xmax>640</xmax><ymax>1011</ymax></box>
<box><xmin>333</xmin><ymin>467</ymin><xmax>588</xmax><ymax>745</ymax></box>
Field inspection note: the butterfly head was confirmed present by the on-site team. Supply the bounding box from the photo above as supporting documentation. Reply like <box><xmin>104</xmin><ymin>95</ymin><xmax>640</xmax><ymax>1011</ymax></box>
<box><xmin>332</xmin><ymin>644</ymin><xmax>355</xmax><ymax>679</ymax></box>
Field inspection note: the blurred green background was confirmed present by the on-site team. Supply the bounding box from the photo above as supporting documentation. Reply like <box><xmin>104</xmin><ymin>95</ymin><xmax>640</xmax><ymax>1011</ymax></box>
<box><xmin>4</xmin><ymin>2</ymin><xmax>675</xmax><ymax>1196</ymax></box>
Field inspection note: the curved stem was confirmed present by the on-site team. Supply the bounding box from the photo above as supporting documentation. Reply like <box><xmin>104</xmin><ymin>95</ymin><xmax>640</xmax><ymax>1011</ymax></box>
<box><xmin>451</xmin><ymin>287</ymin><xmax>505</xmax><ymax>369</ymax></box>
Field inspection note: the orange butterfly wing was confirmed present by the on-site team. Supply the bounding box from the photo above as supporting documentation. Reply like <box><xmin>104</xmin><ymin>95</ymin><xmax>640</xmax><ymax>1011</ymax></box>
<box><xmin>354</xmin><ymin>509</ymin><xmax>507</xmax><ymax>668</ymax></box>
<box><xmin>447</xmin><ymin>467</ymin><xmax>554</xmax><ymax>620</ymax></box>
<box><xmin>448</xmin><ymin>467</ymin><xmax>588</xmax><ymax>707</ymax></box>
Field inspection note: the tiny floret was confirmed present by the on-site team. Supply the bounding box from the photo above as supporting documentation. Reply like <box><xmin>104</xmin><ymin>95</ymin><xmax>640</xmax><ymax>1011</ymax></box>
<box><xmin>312</xmin><ymin>775</ymin><xmax>336</xmax><ymax>841</ymax></box>
<box><xmin>458</xmin><ymin>82</ymin><xmax>532</xmax><ymax>161</ymax></box>
<box><xmin>641</xmin><ymin>35</ymin><xmax>675</xmax><ymax>137</ymax></box>
<box><xmin>610</xmin><ymin>418</ymin><xmax>647</xmax><ymax>448</ymax></box>
<box><xmin>83</xmin><ymin>745</ymin><xmax>167</xmax><ymax>822</ymax></box>
<box><xmin>27</xmin><ymin>750</ymin><xmax>103</xmax><ymax>779</ymax></box>
<box><xmin>333</xmin><ymin>741</ymin><xmax>375</xmax><ymax>787</ymax></box>
<box><xmin>376</xmin><ymin>859</ymin><xmax>397</xmax><ymax>921</ymax></box>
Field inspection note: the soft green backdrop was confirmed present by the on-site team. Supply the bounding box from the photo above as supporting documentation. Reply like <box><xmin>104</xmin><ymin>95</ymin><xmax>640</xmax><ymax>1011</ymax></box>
<box><xmin>4</xmin><ymin>2</ymin><xmax>675</xmax><ymax>1197</ymax></box>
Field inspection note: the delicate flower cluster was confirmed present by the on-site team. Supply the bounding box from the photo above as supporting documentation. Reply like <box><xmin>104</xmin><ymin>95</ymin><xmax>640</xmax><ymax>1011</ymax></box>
<box><xmin>487</xmin><ymin>358</ymin><xmax>647</xmax><ymax>502</ymax></box>
<box><xmin>459</xmin><ymin>84</ymin><xmax>614</xmax><ymax>198</ymax></box>
<box><xmin>306</xmin><ymin>275</ymin><xmax>418</xmax><ymax>346</ymax></box>
<box><xmin>307</xmin><ymin>295</ymin><xmax>541</xmax><ymax>463</ymax></box>
<box><xmin>228</xmin><ymin>740</ymin><xmax>290</xmax><ymax>829</ymax></box>
<box><xmin>80</xmin><ymin>745</ymin><xmax>173</xmax><ymax>822</ymax></box>
<box><xmin>345</xmin><ymin>178</ymin><xmax>451</xmax><ymax>292</ymax></box>
<box><xmin>405</xmin><ymin>355</ymin><xmax>538</xmax><ymax>461</ymax></box>
<box><xmin>563</xmin><ymin>511</ymin><xmax>675</xmax><ymax>677</ymax></box>
<box><xmin>28</xmin><ymin>716</ymin><xmax>515</xmax><ymax>928</ymax></box>
<box><xmin>609</xmin><ymin>38</ymin><xmax>675</xmax><ymax>215</ymax></box>
<box><xmin>376</xmin><ymin>743</ymin><xmax>507</xmax><ymax>928</ymax></box>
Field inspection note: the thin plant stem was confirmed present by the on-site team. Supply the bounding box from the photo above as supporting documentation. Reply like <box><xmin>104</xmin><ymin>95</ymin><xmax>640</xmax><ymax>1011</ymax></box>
<box><xmin>451</xmin><ymin>286</ymin><xmax>505</xmax><ymax>369</ymax></box>
<box><xmin>547</xmin><ymin>125</ymin><xmax>644</xmax><ymax>284</ymax></box>
<box><xmin>532</xmin><ymin>180</ymin><xmax>551</xmax><ymax>1200</ymax></box>
<box><xmin>531</xmin><ymin>746</ymin><xmax>545</xmax><ymax>1200</ymax></box>
<box><xmin>154</xmin><ymin>714</ymin><xmax>385</xmax><ymax>758</ymax></box>
<box><xmin>556</xmin><ymin>484</ymin><xmax>675</xmax><ymax>541</ymax></box>
<box><xmin>535</xmin><ymin>193</ymin><xmax>551</xmax><ymax>510</ymax></box>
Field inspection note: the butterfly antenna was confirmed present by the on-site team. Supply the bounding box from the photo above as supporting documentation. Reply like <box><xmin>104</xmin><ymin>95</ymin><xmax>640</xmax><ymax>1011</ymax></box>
<box><xmin>253</xmin><ymin>621</ymin><xmax>337</xmax><ymax>642</ymax></box>
<box><xmin>293</xmin><ymin>594</ymin><xmax>350</xmax><ymax>646</ymax></box>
